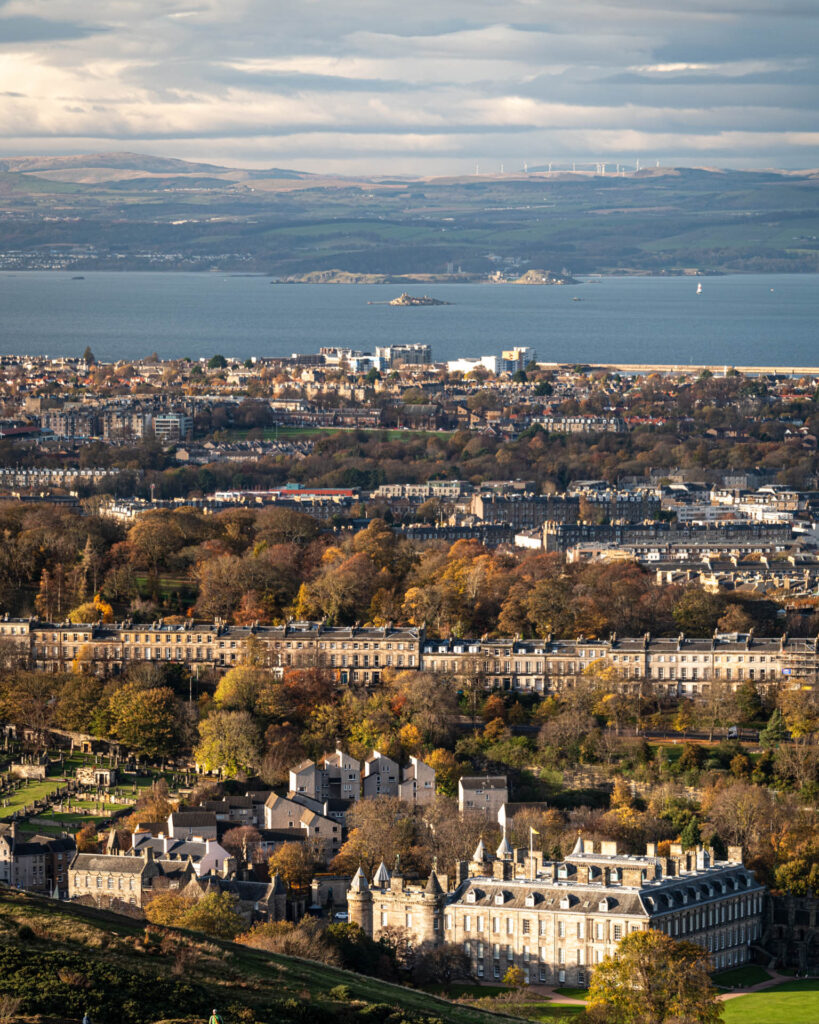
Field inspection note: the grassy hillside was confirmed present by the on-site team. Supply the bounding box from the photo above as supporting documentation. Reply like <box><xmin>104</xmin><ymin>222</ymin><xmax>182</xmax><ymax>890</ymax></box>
<box><xmin>0</xmin><ymin>890</ymin><xmax>515</xmax><ymax>1024</ymax></box>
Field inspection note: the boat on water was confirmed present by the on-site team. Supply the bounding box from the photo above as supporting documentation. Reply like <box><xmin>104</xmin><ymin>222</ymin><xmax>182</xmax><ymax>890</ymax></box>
<box><xmin>696</xmin><ymin>282</ymin><xmax>703</xmax><ymax>295</ymax></box>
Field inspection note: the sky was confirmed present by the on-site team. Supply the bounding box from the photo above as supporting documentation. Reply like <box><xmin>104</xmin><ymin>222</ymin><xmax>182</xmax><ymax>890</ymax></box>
<box><xmin>1</xmin><ymin>0</ymin><xmax>818</xmax><ymax>176</ymax></box>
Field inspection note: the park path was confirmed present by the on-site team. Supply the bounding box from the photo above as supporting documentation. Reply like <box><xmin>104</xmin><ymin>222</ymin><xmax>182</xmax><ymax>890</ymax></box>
<box><xmin>526</xmin><ymin>985</ymin><xmax>587</xmax><ymax>1005</ymax></box>
<box><xmin>718</xmin><ymin>970</ymin><xmax>799</xmax><ymax>1001</ymax></box>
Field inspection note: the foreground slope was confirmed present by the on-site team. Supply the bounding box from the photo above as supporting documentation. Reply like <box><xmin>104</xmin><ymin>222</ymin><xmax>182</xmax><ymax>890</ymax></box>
<box><xmin>0</xmin><ymin>891</ymin><xmax>512</xmax><ymax>1024</ymax></box>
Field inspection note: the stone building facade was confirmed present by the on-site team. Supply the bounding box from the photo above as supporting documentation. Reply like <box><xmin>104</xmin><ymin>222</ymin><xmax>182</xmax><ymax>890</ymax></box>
<box><xmin>1</xmin><ymin>614</ymin><xmax>816</xmax><ymax>696</ymax></box>
<box><xmin>348</xmin><ymin>838</ymin><xmax>766</xmax><ymax>986</ymax></box>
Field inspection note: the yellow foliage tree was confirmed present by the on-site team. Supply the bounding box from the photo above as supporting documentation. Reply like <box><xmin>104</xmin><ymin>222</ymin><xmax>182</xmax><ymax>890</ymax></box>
<box><xmin>68</xmin><ymin>593</ymin><xmax>114</xmax><ymax>624</ymax></box>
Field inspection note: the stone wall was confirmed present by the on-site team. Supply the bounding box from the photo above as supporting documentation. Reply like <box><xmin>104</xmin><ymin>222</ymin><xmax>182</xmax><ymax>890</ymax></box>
<box><xmin>766</xmin><ymin>894</ymin><xmax>819</xmax><ymax>972</ymax></box>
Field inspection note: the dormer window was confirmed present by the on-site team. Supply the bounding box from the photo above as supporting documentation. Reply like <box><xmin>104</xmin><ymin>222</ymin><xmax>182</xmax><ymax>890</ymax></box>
<box><xmin>557</xmin><ymin>865</ymin><xmax>569</xmax><ymax>879</ymax></box>
<box><xmin>610</xmin><ymin>868</ymin><xmax>621</xmax><ymax>884</ymax></box>
<box><xmin>559</xmin><ymin>895</ymin><xmax>573</xmax><ymax>909</ymax></box>
<box><xmin>525</xmin><ymin>893</ymin><xmax>540</xmax><ymax>907</ymax></box>
<box><xmin>598</xmin><ymin>898</ymin><xmax>611</xmax><ymax>912</ymax></box>
<box><xmin>494</xmin><ymin>892</ymin><xmax>508</xmax><ymax>906</ymax></box>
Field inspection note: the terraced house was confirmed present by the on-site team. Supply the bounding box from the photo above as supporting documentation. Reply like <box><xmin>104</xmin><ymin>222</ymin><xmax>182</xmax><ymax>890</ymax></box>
<box><xmin>348</xmin><ymin>838</ymin><xmax>766</xmax><ymax>986</ymax></box>
<box><xmin>0</xmin><ymin>616</ymin><xmax>816</xmax><ymax>694</ymax></box>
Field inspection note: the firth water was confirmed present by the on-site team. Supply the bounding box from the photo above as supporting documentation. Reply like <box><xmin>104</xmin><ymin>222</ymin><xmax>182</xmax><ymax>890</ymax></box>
<box><xmin>0</xmin><ymin>272</ymin><xmax>816</xmax><ymax>367</ymax></box>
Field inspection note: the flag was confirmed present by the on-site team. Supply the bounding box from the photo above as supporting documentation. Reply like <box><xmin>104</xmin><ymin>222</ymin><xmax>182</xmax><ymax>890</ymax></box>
<box><xmin>530</xmin><ymin>827</ymin><xmax>540</xmax><ymax>836</ymax></box>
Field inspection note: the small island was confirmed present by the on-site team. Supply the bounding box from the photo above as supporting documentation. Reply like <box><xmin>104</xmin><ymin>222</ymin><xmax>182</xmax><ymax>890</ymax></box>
<box><xmin>387</xmin><ymin>292</ymin><xmax>451</xmax><ymax>306</ymax></box>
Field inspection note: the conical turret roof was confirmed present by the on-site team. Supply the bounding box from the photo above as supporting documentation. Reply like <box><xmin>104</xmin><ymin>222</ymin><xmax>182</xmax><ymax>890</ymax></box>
<box><xmin>425</xmin><ymin>869</ymin><xmax>443</xmax><ymax>895</ymax></box>
<box><xmin>496</xmin><ymin>834</ymin><xmax>512</xmax><ymax>860</ymax></box>
<box><xmin>373</xmin><ymin>860</ymin><xmax>391</xmax><ymax>886</ymax></box>
<box><xmin>472</xmin><ymin>838</ymin><xmax>487</xmax><ymax>862</ymax></box>
<box><xmin>350</xmin><ymin>866</ymin><xmax>370</xmax><ymax>892</ymax></box>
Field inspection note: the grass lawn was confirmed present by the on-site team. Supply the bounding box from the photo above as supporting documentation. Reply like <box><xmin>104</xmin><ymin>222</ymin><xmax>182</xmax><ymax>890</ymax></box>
<box><xmin>554</xmin><ymin>987</ymin><xmax>588</xmax><ymax>1000</ymax></box>
<box><xmin>430</xmin><ymin>984</ymin><xmax>507</xmax><ymax>998</ymax></box>
<box><xmin>0</xmin><ymin>778</ymin><xmax>63</xmax><ymax>816</ymax></box>
<box><xmin>714</xmin><ymin>965</ymin><xmax>772</xmax><ymax>989</ymax></box>
<box><xmin>722</xmin><ymin>980</ymin><xmax>819</xmax><ymax>1024</ymax></box>
<box><xmin>525</xmin><ymin>1005</ymin><xmax>586</xmax><ymax>1020</ymax></box>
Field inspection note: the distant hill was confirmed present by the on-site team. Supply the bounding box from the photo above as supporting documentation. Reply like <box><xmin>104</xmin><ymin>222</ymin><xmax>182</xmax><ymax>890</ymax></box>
<box><xmin>0</xmin><ymin>890</ymin><xmax>510</xmax><ymax>1024</ymax></box>
<box><xmin>0</xmin><ymin>152</ymin><xmax>313</xmax><ymax>180</ymax></box>
<box><xmin>0</xmin><ymin>153</ymin><xmax>816</xmax><ymax>275</ymax></box>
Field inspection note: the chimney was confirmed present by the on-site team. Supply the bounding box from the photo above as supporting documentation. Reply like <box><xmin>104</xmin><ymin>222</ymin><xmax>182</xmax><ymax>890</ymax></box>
<box><xmin>142</xmin><ymin>845</ymin><xmax>154</xmax><ymax>863</ymax></box>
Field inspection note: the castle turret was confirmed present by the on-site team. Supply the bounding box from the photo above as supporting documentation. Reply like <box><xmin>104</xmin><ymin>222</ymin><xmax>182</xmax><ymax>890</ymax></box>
<box><xmin>373</xmin><ymin>860</ymin><xmax>391</xmax><ymax>889</ymax></box>
<box><xmin>347</xmin><ymin>867</ymin><xmax>373</xmax><ymax>936</ymax></box>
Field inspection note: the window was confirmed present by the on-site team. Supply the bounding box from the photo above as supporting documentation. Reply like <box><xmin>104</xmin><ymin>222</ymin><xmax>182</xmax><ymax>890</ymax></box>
<box><xmin>613</xmin><ymin>924</ymin><xmax>622</xmax><ymax>940</ymax></box>
<box><xmin>558</xmin><ymin>920</ymin><xmax>565</xmax><ymax>938</ymax></box>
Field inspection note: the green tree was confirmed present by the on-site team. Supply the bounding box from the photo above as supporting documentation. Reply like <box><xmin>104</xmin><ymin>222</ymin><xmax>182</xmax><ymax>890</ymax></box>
<box><xmin>672</xmin><ymin>589</ymin><xmax>723</xmax><ymax>636</ymax></box>
<box><xmin>760</xmin><ymin>707</ymin><xmax>788</xmax><ymax>748</ymax></box>
<box><xmin>107</xmin><ymin>682</ymin><xmax>180</xmax><ymax>758</ymax></box>
<box><xmin>195</xmin><ymin>710</ymin><xmax>261</xmax><ymax>776</ymax></box>
<box><xmin>735</xmin><ymin>679</ymin><xmax>763</xmax><ymax>725</ymax></box>
<box><xmin>208</xmin><ymin>354</ymin><xmax>227</xmax><ymax>369</ymax></box>
<box><xmin>679</xmin><ymin>817</ymin><xmax>701</xmax><ymax>850</ymax></box>
<box><xmin>82</xmin><ymin>346</ymin><xmax>96</xmax><ymax>365</ymax></box>
<box><xmin>587</xmin><ymin>930</ymin><xmax>720</xmax><ymax>1024</ymax></box>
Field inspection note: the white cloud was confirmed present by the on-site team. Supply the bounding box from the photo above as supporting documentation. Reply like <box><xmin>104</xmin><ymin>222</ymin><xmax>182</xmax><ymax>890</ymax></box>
<box><xmin>0</xmin><ymin>0</ymin><xmax>816</xmax><ymax>170</ymax></box>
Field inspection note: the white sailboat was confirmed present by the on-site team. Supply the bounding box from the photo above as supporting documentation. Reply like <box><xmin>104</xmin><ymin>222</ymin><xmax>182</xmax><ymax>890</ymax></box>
<box><xmin>696</xmin><ymin>282</ymin><xmax>703</xmax><ymax>295</ymax></box>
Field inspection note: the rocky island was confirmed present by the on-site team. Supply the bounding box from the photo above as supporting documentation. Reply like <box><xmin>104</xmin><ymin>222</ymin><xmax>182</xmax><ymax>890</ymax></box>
<box><xmin>386</xmin><ymin>292</ymin><xmax>451</xmax><ymax>306</ymax></box>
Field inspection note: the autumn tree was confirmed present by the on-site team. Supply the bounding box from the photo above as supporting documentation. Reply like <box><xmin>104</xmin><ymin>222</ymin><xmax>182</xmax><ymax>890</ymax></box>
<box><xmin>331</xmin><ymin>796</ymin><xmax>424</xmax><ymax>877</ymax></box>
<box><xmin>213</xmin><ymin>665</ymin><xmax>270</xmax><ymax>713</ymax></box>
<box><xmin>587</xmin><ymin>930</ymin><xmax>720</xmax><ymax>1024</ymax></box>
<box><xmin>125</xmin><ymin>779</ymin><xmax>174</xmax><ymax>828</ymax></box>
<box><xmin>268</xmin><ymin>841</ymin><xmax>316</xmax><ymax>889</ymax></box>
<box><xmin>145</xmin><ymin>890</ymin><xmax>244</xmax><ymax>939</ymax></box>
<box><xmin>222</xmin><ymin>825</ymin><xmax>263</xmax><ymax>865</ymax></box>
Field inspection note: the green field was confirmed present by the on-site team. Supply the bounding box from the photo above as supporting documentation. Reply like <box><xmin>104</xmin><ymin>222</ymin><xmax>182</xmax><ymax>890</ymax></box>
<box><xmin>722</xmin><ymin>980</ymin><xmax>819</xmax><ymax>1024</ymax></box>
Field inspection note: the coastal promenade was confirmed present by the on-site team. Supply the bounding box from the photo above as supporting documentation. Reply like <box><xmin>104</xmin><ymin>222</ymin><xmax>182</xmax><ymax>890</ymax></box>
<box><xmin>539</xmin><ymin>361</ymin><xmax>819</xmax><ymax>376</ymax></box>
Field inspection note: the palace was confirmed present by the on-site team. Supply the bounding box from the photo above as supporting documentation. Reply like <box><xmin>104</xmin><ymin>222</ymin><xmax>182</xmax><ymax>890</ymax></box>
<box><xmin>348</xmin><ymin>838</ymin><xmax>766</xmax><ymax>985</ymax></box>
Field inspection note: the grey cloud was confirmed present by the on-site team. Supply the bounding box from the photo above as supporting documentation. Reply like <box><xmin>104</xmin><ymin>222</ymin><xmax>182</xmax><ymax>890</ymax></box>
<box><xmin>0</xmin><ymin>15</ymin><xmax>104</xmax><ymax>44</ymax></box>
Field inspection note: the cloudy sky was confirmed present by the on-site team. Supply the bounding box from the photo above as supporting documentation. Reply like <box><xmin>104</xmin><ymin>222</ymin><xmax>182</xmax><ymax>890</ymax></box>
<box><xmin>1</xmin><ymin>0</ymin><xmax>818</xmax><ymax>175</ymax></box>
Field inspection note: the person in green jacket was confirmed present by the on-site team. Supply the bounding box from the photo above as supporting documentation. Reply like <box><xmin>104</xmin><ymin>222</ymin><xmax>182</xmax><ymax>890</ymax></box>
<box><xmin>208</xmin><ymin>1010</ymin><xmax>223</xmax><ymax>1024</ymax></box>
